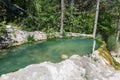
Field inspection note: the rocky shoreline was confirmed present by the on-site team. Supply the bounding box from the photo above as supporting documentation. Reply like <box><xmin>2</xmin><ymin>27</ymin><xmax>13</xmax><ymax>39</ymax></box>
<box><xmin>0</xmin><ymin>52</ymin><xmax>120</xmax><ymax>80</ymax></box>
<box><xmin>0</xmin><ymin>25</ymin><xmax>92</xmax><ymax>49</ymax></box>
<box><xmin>0</xmin><ymin>25</ymin><xmax>47</xmax><ymax>49</ymax></box>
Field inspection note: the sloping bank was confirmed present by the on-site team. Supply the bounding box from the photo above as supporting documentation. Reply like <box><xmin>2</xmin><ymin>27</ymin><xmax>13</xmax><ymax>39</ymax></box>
<box><xmin>98</xmin><ymin>41</ymin><xmax>120</xmax><ymax>70</ymax></box>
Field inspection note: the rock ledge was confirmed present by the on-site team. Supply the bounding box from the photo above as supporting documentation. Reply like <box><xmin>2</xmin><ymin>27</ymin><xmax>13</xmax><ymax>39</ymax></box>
<box><xmin>0</xmin><ymin>54</ymin><xmax>120</xmax><ymax>80</ymax></box>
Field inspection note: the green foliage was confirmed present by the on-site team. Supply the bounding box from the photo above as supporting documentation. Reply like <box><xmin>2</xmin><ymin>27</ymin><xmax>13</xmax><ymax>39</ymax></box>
<box><xmin>19</xmin><ymin>0</ymin><xmax>60</xmax><ymax>32</ymax></box>
<box><xmin>63</xmin><ymin>1</ymin><xmax>95</xmax><ymax>34</ymax></box>
<box><xmin>0</xmin><ymin>21</ymin><xmax>6</xmax><ymax>36</ymax></box>
<box><xmin>84</xmin><ymin>73</ymin><xmax>89</xmax><ymax>80</ymax></box>
<box><xmin>0</xmin><ymin>0</ymin><xmax>120</xmax><ymax>44</ymax></box>
<box><xmin>27</xmin><ymin>35</ymin><xmax>34</xmax><ymax>42</ymax></box>
<box><xmin>93</xmin><ymin>57</ymin><xmax>98</xmax><ymax>62</ymax></box>
<box><xmin>96</xmin><ymin>33</ymin><xmax>102</xmax><ymax>41</ymax></box>
<box><xmin>46</xmin><ymin>28</ymin><xmax>58</xmax><ymax>38</ymax></box>
<box><xmin>62</xmin><ymin>30</ymin><xmax>67</xmax><ymax>37</ymax></box>
<box><xmin>107</xmin><ymin>35</ymin><xmax>119</xmax><ymax>51</ymax></box>
<box><xmin>97</xmin><ymin>0</ymin><xmax>119</xmax><ymax>41</ymax></box>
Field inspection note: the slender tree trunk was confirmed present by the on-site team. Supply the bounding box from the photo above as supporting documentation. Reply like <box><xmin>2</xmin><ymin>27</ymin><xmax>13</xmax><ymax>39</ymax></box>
<box><xmin>92</xmin><ymin>0</ymin><xmax>100</xmax><ymax>52</ymax></box>
<box><xmin>70</xmin><ymin>0</ymin><xmax>74</xmax><ymax>32</ymax></box>
<box><xmin>70</xmin><ymin>0</ymin><xmax>74</xmax><ymax>12</ymax></box>
<box><xmin>60</xmin><ymin>0</ymin><xmax>64</xmax><ymax>35</ymax></box>
<box><xmin>116</xmin><ymin>18</ymin><xmax>120</xmax><ymax>42</ymax></box>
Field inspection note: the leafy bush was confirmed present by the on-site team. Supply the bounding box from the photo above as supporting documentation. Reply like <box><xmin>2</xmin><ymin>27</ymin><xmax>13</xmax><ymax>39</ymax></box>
<box><xmin>46</xmin><ymin>28</ymin><xmax>58</xmax><ymax>38</ymax></box>
<box><xmin>96</xmin><ymin>33</ymin><xmax>102</xmax><ymax>41</ymax></box>
<box><xmin>27</xmin><ymin>35</ymin><xmax>34</xmax><ymax>42</ymax></box>
<box><xmin>0</xmin><ymin>21</ymin><xmax>6</xmax><ymax>36</ymax></box>
<box><xmin>19</xmin><ymin>0</ymin><xmax>60</xmax><ymax>32</ymax></box>
<box><xmin>64</xmin><ymin>12</ymin><xmax>95</xmax><ymax>34</ymax></box>
<box><xmin>107</xmin><ymin>35</ymin><xmax>119</xmax><ymax>51</ymax></box>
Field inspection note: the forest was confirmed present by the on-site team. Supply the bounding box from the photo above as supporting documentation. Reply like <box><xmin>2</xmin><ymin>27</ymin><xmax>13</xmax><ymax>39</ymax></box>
<box><xmin>0</xmin><ymin>0</ymin><xmax>120</xmax><ymax>50</ymax></box>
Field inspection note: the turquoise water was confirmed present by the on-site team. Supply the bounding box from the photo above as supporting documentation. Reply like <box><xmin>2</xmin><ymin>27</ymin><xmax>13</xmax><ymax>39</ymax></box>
<box><xmin>0</xmin><ymin>38</ymin><xmax>100</xmax><ymax>75</ymax></box>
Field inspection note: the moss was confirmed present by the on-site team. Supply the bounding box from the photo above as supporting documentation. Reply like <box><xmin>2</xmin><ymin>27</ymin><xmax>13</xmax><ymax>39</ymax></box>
<box><xmin>98</xmin><ymin>41</ymin><xmax>120</xmax><ymax>70</ymax></box>
<box><xmin>93</xmin><ymin>57</ymin><xmax>98</xmax><ymax>62</ymax></box>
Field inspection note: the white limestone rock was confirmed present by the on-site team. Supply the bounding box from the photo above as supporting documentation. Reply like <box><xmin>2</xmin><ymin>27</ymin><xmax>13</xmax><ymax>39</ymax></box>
<box><xmin>5</xmin><ymin>25</ymin><xmax>47</xmax><ymax>46</ymax></box>
<box><xmin>0</xmin><ymin>55</ymin><xmax>120</xmax><ymax>80</ymax></box>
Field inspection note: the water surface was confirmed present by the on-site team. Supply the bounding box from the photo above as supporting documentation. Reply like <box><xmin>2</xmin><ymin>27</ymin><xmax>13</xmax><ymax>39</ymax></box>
<box><xmin>0</xmin><ymin>38</ymin><xmax>100</xmax><ymax>75</ymax></box>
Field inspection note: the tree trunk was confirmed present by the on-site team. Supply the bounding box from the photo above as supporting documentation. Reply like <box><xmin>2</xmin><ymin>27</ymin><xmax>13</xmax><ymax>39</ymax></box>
<box><xmin>70</xmin><ymin>0</ymin><xmax>74</xmax><ymax>11</ymax></box>
<box><xmin>116</xmin><ymin>18</ymin><xmax>120</xmax><ymax>42</ymax></box>
<box><xmin>60</xmin><ymin>0</ymin><xmax>64</xmax><ymax>35</ymax></box>
<box><xmin>92</xmin><ymin>0</ymin><xmax>100</xmax><ymax>52</ymax></box>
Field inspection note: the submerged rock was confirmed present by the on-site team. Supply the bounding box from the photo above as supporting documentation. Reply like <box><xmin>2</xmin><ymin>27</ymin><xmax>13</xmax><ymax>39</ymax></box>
<box><xmin>61</xmin><ymin>54</ymin><xmax>69</xmax><ymax>59</ymax></box>
<box><xmin>0</xmin><ymin>55</ymin><xmax>120</xmax><ymax>80</ymax></box>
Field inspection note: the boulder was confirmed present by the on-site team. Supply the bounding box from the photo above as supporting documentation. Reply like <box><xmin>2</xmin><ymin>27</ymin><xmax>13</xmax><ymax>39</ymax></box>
<box><xmin>33</xmin><ymin>31</ymin><xmax>47</xmax><ymax>41</ymax></box>
<box><xmin>5</xmin><ymin>25</ymin><xmax>47</xmax><ymax>46</ymax></box>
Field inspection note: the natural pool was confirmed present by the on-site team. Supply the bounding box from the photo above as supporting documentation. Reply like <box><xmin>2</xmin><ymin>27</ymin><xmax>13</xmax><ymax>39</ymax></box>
<box><xmin>0</xmin><ymin>38</ymin><xmax>101</xmax><ymax>75</ymax></box>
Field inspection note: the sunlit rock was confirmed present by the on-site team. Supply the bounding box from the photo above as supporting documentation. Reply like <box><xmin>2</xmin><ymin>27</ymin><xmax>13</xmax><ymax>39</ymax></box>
<box><xmin>4</xmin><ymin>25</ymin><xmax>47</xmax><ymax>46</ymax></box>
<box><xmin>61</xmin><ymin>54</ymin><xmax>69</xmax><ymax>59</ymax></box>
<box><xmin>0</xmin><ymin>55</ymin><xmax>120</xmax><ymax>80</ymax></box>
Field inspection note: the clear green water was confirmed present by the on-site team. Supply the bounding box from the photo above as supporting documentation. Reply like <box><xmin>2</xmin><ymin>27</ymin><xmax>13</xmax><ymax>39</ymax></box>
<box><xmin>0</xmin><ymin>38</ymin><xmax>100</xmax><ymax>75</ymax></box>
